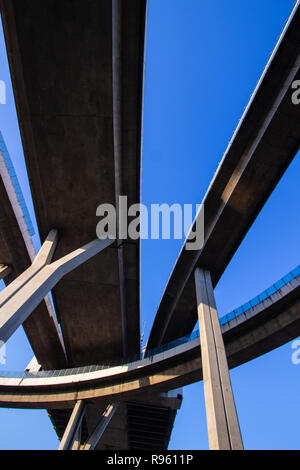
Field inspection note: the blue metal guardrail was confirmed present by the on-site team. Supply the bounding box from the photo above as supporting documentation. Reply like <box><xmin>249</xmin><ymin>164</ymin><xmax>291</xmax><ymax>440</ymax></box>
<box><xmin>0</xmin><ymin>265</ymin><xmax>299</xmax><ymax>379</ymax></box>
<box><xmin>219</xmin><ymin>265</ymin><xmax>300</xmax><ymax>325</ymax></box>
<box><xmin>0</xmin><ymin>131</ymin><xmax>35</xmax><ymax>237</ymax></box>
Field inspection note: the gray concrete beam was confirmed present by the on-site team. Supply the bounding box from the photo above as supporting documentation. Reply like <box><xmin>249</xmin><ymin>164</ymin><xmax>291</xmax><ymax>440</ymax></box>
<box><xmin>0</xmin><ymin>0</ymin><xmax>146</xmax><ymax>366</ymax></box>
<box><xmin>0</xmin><ymin>229</ymin><xmax>58</xmax><ymax>308</ymax></box>
<box><xmin>83</xmin><ymin>404</ymin><xmax>119</xmax><ymax>450</ymax></box>
<box><xmin>0</xmin><ymin>237</ymin><xmax>114</xmax><ymax>343</ymax></box>
<box><xmin>71</xmin><ymin>423</ymin><xmax>82</xmax><ymax>450</ymax></box>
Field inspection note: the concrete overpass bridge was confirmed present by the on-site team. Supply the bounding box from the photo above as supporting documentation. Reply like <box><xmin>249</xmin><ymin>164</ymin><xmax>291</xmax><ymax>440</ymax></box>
<box><xmin>0</xmin><ymin>265</ymin><xmax>299</xmax><ymax>448</ymax></box>
<box><xmin>0</xmin><ymin>265</ymin><xmax>299</xmax><ymax>406</ymax></box>
<box><xmin>0</xmin><ymin>0</ymin><xmax>299</xmax><ymax>451</ymax></box>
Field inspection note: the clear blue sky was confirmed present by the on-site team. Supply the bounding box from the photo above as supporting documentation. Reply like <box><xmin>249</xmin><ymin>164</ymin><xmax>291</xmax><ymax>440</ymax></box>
<box><xmin>0</xmin><ymin>0</ymin><xmax>299</xmax><ymax>450</ymax></box>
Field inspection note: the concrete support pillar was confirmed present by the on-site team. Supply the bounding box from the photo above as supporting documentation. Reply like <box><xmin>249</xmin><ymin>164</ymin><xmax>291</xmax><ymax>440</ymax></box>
<box><xmin>83</xmin><ymin>403</ymin><xmax>119</xmax><ymax>450</ymax></box>
<box><xmin>58</xmin><ymin>400</ymin><xmax>86</xmax><ymax>450</ymax></box>
<box><xmin>0</xmin><ymin>236</ymin><xmax>114</xmax><ymax>343</ymax></box>
<box><xmin>0</xmin><ymin>265</ymin><xmax>12</xmax><ymax>280</ymax></box>
<box><xmin>194</xmin><ymin>268</ymin><xmax>243</xmax><ymax>450</ymax></box>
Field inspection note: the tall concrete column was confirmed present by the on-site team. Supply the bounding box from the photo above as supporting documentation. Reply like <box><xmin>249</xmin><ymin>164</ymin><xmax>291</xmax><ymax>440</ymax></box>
<box><xmin>194</xmin><ymin>268</ymin><xmax>243</xmax><ymax>450</ymax></box>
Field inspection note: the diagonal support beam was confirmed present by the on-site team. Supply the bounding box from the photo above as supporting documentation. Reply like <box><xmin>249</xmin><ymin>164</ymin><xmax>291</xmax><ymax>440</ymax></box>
<box><xmin>194</xmin><ymin>268</ymin><xmax>243</xmax><ymax>450</ymax></box>
<box><xmin>0</xmin><ymin>237</ymin><xmax>114</xmax><ymax>343</ymax></box>
<box><xmin>25</xmin><ymin>356</ymin><xmax>41</xmax><ymax>373</ymax></box>
<box><xmin>0</xmin><ymin>230</ymin><xmax>67</xmax><ymax>367</ymax></box>
<box><xmin>71</xmin><ymin>422</ymin><xmax>82</xmax><ymax>450</ymax></box>
<box><xmin>82</xmin><ymin>403</ymin><xmax>119</xmax><ymax>450</ymax></box>
<box><xmin>58</xmin><ymin>400</ymin><xmax>86</xmax><ymax>450</ymax></box>
<box><xmin>0</xmin><ymin>229</ymin><xmax>58</xmax><ymax>307</ymax></box>
<box><xmin>0</xmin><ymin>265</ymin><xmax>12</xmax><ymax>280</ymax></box>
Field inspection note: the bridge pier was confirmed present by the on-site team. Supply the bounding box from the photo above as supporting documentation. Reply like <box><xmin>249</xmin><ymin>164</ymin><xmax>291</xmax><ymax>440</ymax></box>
<box><xmin>194</xmin><ymin>268</ymin><xmax>243</xmax><ymax>450</ymax></box>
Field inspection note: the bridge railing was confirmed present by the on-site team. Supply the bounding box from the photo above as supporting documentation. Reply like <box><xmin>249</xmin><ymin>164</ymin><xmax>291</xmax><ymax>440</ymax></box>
<box><xmin>219</xmin><ymin>265</ymin><xmax>300</xmax><ymax>325</ymax></box>
<box><xmin>0</xmin><ymin>329</ymin><xmax>201</xmax><ymax>380</ymax></box>
<box><xmin>0</xmin><ymin>131</ymin><xmax>35</xmax><ymax>236</ymax></box>
<box><xmin>0</xmin><ymin>265</ymin><xmax>299</xmax><ymax>380</ymax></box>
